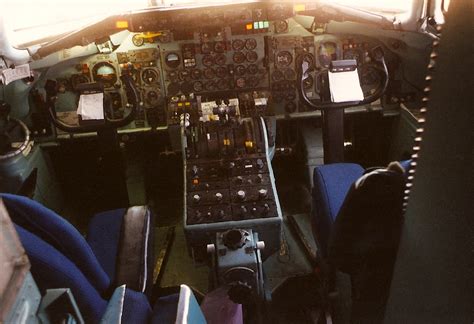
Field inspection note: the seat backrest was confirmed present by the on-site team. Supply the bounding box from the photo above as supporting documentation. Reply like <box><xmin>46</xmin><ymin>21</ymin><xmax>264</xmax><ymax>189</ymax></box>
<box><xmin>14</xmin><ymin>224</ymin><xmax>108</xmax><ymax>323</ymax></box>
<box><xmin>1</xmin><ymin>193</ymin><xmax>110</xmax><ymax>293</ymax></box>
<box><xmin>328</xmin><ymin>163</ymin><xmax>406</xmax><ymax>322</ymax></box>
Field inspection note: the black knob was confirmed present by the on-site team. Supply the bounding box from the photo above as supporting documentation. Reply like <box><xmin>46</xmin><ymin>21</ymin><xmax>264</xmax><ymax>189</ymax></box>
<box><xmin>255</xmin><ymin>174</ymin><xmax>263</xmax><ymax>184</ymax></box>
<box><xmin>237</xmin><ymin>190</ymin><xmax>246</xmax><ymax>201</ymax></box>
<box><xmin>236</xmin><ymin>176</ymin><xmax>244</xmax><ymax>185</ymax></box>
<box><xmin>240</xmin><ymin>205</ymin><xmax>248</xmax><ymax>216</ymax></box>
<box><xmin>215</xmin><ymin>192</ymin><xmax>223</xmax><ymax>202</ymax></box>
<box><xmin>263</xmin><ymin>203</ymin><xmax>270</xmax><ymax>214</ymax></box>
<box><xmin>217</xmin><ymin>209</ymin><xmax>225</xmax><ymax>219</ymax></box>
<box><xmin>258</xmin><ymin>188</ymin><xmax>268</xmax><ymax>199</ymax></box>
<box><xmin>191</xmin><ymin>165</ymin><xmax>199</xmax><ymax>176</ymax></box>
<box><xmin>192</xmin><ymin>194</ymin><xmax>201</xmax><ymax>204</ymax></box>
<box><xmin>256</xmin><ymin>159</ymin><xmax>264</xmax><ymax>170</ymax></box>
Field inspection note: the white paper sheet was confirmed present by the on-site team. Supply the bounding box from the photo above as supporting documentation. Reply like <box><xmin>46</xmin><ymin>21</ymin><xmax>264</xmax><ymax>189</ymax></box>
<box><xmin>77</xmin><ymin>93</ymin><xmax>104</xmax><ymax>120</ymax></box>
<box><xmin>1</xmin><ymin>64</ymin><xmax>31</xmax><ymax>85</ymax></box>
<box><xmin>328</xmin><ymin>69</ymin><xmax>364</xmax><ymax>103</ymax></box>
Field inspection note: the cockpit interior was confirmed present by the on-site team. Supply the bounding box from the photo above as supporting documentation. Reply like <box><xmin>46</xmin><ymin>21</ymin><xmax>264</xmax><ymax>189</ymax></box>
<box><xmin>0</xmin><ymin>0</ymin><xmax>471</xmax><ymax>323</ymax></box>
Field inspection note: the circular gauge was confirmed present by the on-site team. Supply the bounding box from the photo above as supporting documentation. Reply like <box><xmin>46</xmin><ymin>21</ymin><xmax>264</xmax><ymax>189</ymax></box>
<box><xmin>165</xmin><ymin>52</ymin><xmax>180</xmax><ymax>69</ymax></box>
<box><xmin>202</xmin><ymin>55</ymin><xmax>214</xmax><ymax>67</ymax></box>
<box><xmin>235</xmin><ymin>77</ymin><xmax>246</xmax><ymax>89</ymax></box>
<box><xmin>204</xmin><ymin>81</ymin><xmax>216</xmax><ymax>91</ymax></box>
<box><xmin>93</xmin><ymin>62</ymin><xmax>117</xmax><ymax>88</ymax></box>
<box><xmin>181</xmin><ymin>82</ymin><xmax>193</xmax><ymax>95</ymax></box>
<box><xmin>247</xmin><ymin>64</ymin><xmax>258</xmax><ymax>75</ymax></box>
<box><xmin>214</xmin><ymin>41</ymin><xmax>226</xmax><ymax>53</ymax></box>
<box><xmin>235</xmin><ymin>65</ymin><xmax>246</xmax><ymax>76</ymax></box>
<box><xmin>201</xmin><ymin>42</ymin><xmax>212</xmax><ymax>54</ymax></box>
<box><xmin>245</xmin><ymin>38</ymin><xmax>257</xmax><ymax>50</ymax></box>
<box><xmin>272</xmin><ymin>70</ymin><xmax>284</xmax><ymax>82</ymax></box>
<box><xmin>285</xmin><ymin>102</ymin><xmax>297</xmax><ymax>113</ymax></box>
<box><xmin>343</xmin><ymin>48</ymin><xmax>363</xmax><ymax>62</ymax></box>
<box><xmin>217</xmin><ymin>79</ymin><xmax>229</xmax><ymax>90</ymax></box>
<box><xmin>276</xmin><ymin>51</ymin><xmax>292</xmax><ymax>66</ymax></box>
<box><xmin>274</xmin><ymin>20</ymin><xmax>288</xmax><ymax>34</ymax></box>
<box><xmin>233</xmin><ymin>52</ymin><xmax>246</xmax><ymax>64</ymax></box>
<box><xmin>232</xmin><ymin>39</ymin><xmax>245</xmax><ymax>51</ymax></box>
<box><xmin>284</xmin><ymin>68</ymin><xmax>296</xmax><ymax>80</ymax></box>
<box><xmin>303</xmin><ymin>75</ymin><xmax>314</xmax><ymax>90</ymax></box>
<box><xmin>203</xmin><ymin>68</ymin><xmax>215</xmax><ymax>79</ymax></box>
<box><xmin>191</xmin><ymin>69</ymin><xmax>202</xmax><ymax>80</ymax></box>
<box><xmin>216</xmin><ymin>66</ymin><xmax>228</xmax><ymax>78</ymax></box>
<box><xmin>179</xmin><ymin>70</ymin><xmax>191</xmax><ymax>81</ymax></box>
<box><xmin>193</xmin><ymin>81</ymin><xmax>204</xmax><ymax>92</ymax></box>
<box><xmin>215</xmin><ymin>54</ymin><xmax>227</xmax><ymax>66</ymax></box>
<box><xmin>247</xmin><ymin>76</ymin><xmax>259</xmax><ymax>88</ymax></box>
<box><xmin>168</xmin><ymin>71</ymin><xmax>179</xmax><ymax>82</ymax></box>
<box><xmin>145</xmin><ymin>90</ymin><xmax>160</xmax><ymax>105</ymax></box>
<box><xmin>71</xmin><ymin>74</ymin><xmax>90</xmax><ymax>90</ymax></box>
<box><xmin>318</xmin><ymin>42</ymin><xmax>337</xmax><ymax>68</ymax></box>
<box><xmin>272</xmin><ymin>92</ymin><xmax>284</xmax><ymax>103</ymax></box>
<box><xmin>142</xmin><ymin>68</ymin><xmax>159</xmax><ymax>85</ymax></box>
<box><xmin>303</xmin><ymin>54</ymin><xmax>315</xmax><ymax>69</ymax></box>
<box><xmin>246</xmin><ymin>51</ymin><xmax>258</xmax><ymax>63</ymax></box>
<box><xmin>132</xmin><ymin>34</ymin><xmax>145</xmax><ymax>47</ymax></box>
<box><xmin>286</xmin><ymin>91</ymin><xmax>296</xmax><ymax>101</ymax></box>
<box><xmin>167</xmin><ymin>82</ymin><xmax>180</xmax><ymax>96</ymax></box>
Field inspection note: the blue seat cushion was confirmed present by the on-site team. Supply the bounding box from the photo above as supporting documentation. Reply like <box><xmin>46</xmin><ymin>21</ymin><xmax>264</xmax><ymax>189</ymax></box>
<box><xmin>1</xmin><ymin>193</ymin><xmax>111</xmax><ymax>293</ymax></box>
<box><xmin>87</xmin><ymin>209</ymin><xmax>125</xmax><ymax>279</ymax></box>
<box><xmin>123</xmin><ymin>288</ymin><xmax>153</xmax><ymax>323</ymax></box>
<box><xmin>15</xmin><ymin>225</ymin><xmax>108</xmax><ymax>324</ymax></box>
<box><xmin>312</xmin><ymin>163</ymin><xmax>364</xmax><ymax>257</ymax></box>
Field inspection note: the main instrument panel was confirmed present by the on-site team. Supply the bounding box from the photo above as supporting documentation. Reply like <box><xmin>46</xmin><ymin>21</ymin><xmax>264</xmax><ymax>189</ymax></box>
<box><xmin>36</xmin><ymin>1</ymin><xmax>394</xmax><ymax>136</ymax></box>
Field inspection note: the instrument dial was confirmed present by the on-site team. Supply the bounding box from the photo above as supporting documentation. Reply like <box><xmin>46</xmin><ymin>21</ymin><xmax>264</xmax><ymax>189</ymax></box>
<box><xmin>235</xmin><ymin>77</ymin><xmax>246</xmax><ymax>89</ymax></box>
<box><xmin>245</xmin><ymin>38</ymin><xmax>257</xmax><ymax>50</ymax></box>
<box><xmin>202</xmin><ymin>55</ymin><xmax>214</xmax><ymax>67</ymax></box>
<box><xmin>165</xmin><ymin>52</ymin><xmax>181</xmax><ymax>69</ymax></box>
<box><xmin>274</xmin><ymin>20</ymin><xmax>289</xmax><ymax>33</ymax></box>
<box><xmin>276</xmin><ymin>51</ymin><xmax>292</xmax><ymax>67</ymax></box>
<box><xmin>318</xmin><ymin>42</ymin><xmax>337</xmax><ymax>68</ymax></box>
<box><xmin>215</xmin><ymin>54</ymin><xmax>227</xmax><ymax>66</ymax></box>
<box><xmin>193</xmin><ymin>81</ymin><xmax>203</xmax><ymax>92</ymax></box>
<box><xmin>203</xmin><ymin>68</ymin><xmax>215</xmax><ymax>79</ymax></box>
<box><xmin>204</xmin><ymin>81</ymin><xmax>216</xmax><ymax>91</ymax></box>
<box><xmin>201</xmin><ymin>42</ymin><xmax>212</xmax><ymax>54</ymax></box>
<box><xmin>284</xmin><ymin>68</ymin><xmax>296</xmax><ymax>80</ymax></box>
<box><xmin>272</xmin><ymin>70</ymin><xmax>284</xmax><ymax>82</ymax></box>
<box><xmin>92</xmin><ymin>62</ymin><xmax>117</xmax><ymax>88</ymax></box>
<box><xmin>232</xmin><ymin>39</ymin><xmax>245</xmax><ymax>51</ymax></box>
<box><xmin>233</xmin><ymin>52</ymin><xmax>246</xmax><ymax>64</ymax></box>
<box><xmin>235</xmin><ymin>65</ymin><xmax>246</xmax><ymax>76</ymax></box>
<box><xmin>216</xmin><ymin>66</ymin><xmax>228</xmax><ymax>78</ymax></box>
<box><xmin>246</xmin><ymin>51</ymin><xmax>258</xmax><ymax>63</ymax></box>
<box><xmin>142</xmin><ymin>68</ymin><xmax>159</xmax><ymax>85</ymax></box>
<box><xmin>145</xmin><ymin>90</ymin><xmax>160</xmax><ymax>105</ymax></box>
<box><xmin>247</xmin><ymin>64</ymin><xmax>258</xmax><ymax>75</ymax></box>
<box><xmin>179</xmin><ymin>70</ymin><xmax>191</xmax><ymax>82</ymax></box>
<box><xmin>217</xmin><ymin>79</ymin><xmax>230</xmax><ymax>90</ymax></box>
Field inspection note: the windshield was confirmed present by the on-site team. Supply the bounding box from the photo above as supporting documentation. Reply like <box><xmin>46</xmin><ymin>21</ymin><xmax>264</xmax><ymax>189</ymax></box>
<box><xmin>3</xmin><ymin>0</ymin><xmax>415</xmax><ymax>48</ymax></box>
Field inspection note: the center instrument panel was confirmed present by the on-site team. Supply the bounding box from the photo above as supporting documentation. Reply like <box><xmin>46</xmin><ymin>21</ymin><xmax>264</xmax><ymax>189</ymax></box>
<box><xmin>37</xmin><ymin>1</ymin><xmax>393</xmax><ymax>136</ymax></box>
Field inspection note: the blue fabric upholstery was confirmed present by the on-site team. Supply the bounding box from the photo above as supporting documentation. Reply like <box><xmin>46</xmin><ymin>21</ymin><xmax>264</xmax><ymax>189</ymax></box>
<box><xmin>87</xmin><ymin>209</ymin><xmax>125</xmax><ymax>279</ymax></box>
<box><xmin>15</xmin><ymin>225</ymin><xmax>108</xmax><ymax>323</ymax></box>
<box><xmin>123</xmin><ymin>289</ymin><xmax>153</xmax><ymax>323</ymax></box>
<box><xmin>152</xmin><ymin>293</ymin><xmax>180</xmax><ymax>324</ymax></box>
<box><xmin>312</xmin><ymin>163</ymin><xmax>364</xmax><ymax>257</ymax></box>
<box><xmin>1</xmin><ymin>193</ymin><xmax>111</xmax><ymax>293</ymax></box>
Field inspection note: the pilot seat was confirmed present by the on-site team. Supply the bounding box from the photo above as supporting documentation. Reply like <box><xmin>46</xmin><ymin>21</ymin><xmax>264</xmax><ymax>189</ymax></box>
<box><xmin>311</xmin><ymin>160</ymin><xmax>409</xmax><ymax>323</ymax></box>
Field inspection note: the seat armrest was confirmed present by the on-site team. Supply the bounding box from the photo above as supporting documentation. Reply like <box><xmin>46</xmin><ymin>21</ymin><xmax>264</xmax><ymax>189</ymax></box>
<box><xmin>114</xmin><ymin>206</ymin><xmax>152</xmax><ymax>292</ymax></box>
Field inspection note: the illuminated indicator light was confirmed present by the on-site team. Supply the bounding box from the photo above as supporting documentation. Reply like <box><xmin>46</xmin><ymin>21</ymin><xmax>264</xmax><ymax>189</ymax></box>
<box><xmin>192</xmin><ymin>179</ymin><xmax>199</xmax><ymax>185</ymax></box>
<box><xmin>246</xmin><ymin>23</ymin><xmax>253</xmax><ymax>30</ymax></box>
<box><xmin>245</xmin><ymin>141</ymin><xmax>254</xmax><ymax>148</ymax></box>
<box><xmin>258</xmin><ymin>21</ymin><xmax>264</xmax><ymax>29</ymax></box>
<box><xmin>254</xmin><ymin>22</ymin><xmax>259</xmax><ymax>29</ymax></box>
<box><xmin>115</xmin><ymin>20</ymin><xmax>129</xmax><ymax>29</ymax></box>
<box><xmin>263</xmin><ymin>21</ymin><xmax>269</xmax><ymax>28</ymax></box>
<box><xmin>177</xmin><ymin>103</ymin><xmax>183</xmax><ymax>107</ymax></box>
<box><xmin>185</xmin><ymin>102</ymin><xmax>191</xmax><ymax>106</ymax></box>
<box><xmin>294</xmin><ymin>4</ymin><xmax>306</xmax><ymax>12</ymax></box>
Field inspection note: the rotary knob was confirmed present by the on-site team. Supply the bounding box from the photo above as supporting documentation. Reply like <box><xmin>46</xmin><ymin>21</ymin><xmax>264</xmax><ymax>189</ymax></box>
<box><xmin>192</xmin><ymin>194</ymin><xmax>201</xmax><ymax>204</ymax></box>
<box><xmin>263</xmin><ymin>203</ymin><xmax>270</xmax><ymax>215</ymax></box>
<box><xmin>191</xmin><ymin>165</ymin><xmax>199</xmax><ymax>176</ymax></box>
<box><xmin>237</xmin><ymin>190</ymin><xmax>246</xmax><ymax>201</ymax></box>
<box><xmin>258</xmin><ymin>188</ymin><xmax>268</xmax><ymax>199</ymax></box>
<box><xmin>255</xmin><ymin>174</ymin><xmax>263</xmax><ymax>184</ymax></box>
<box><xmin>256</xmin><ymin>159</ymin><xmax>264</xmax><ymax>170</ymax></box>
<box><xmin>236</xmin><ymin>176</ymin><xmax>244</xmax><ymax>185</ymax></box>
<box><xmin>240</xmin><ymin>205</ymin><xmax>248</xmax><ymax>216</ymax></box>
<box><xmin>215</xmin><ymin>192</ymin><xmax>223</xmax><ymax>202</ymax></box>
